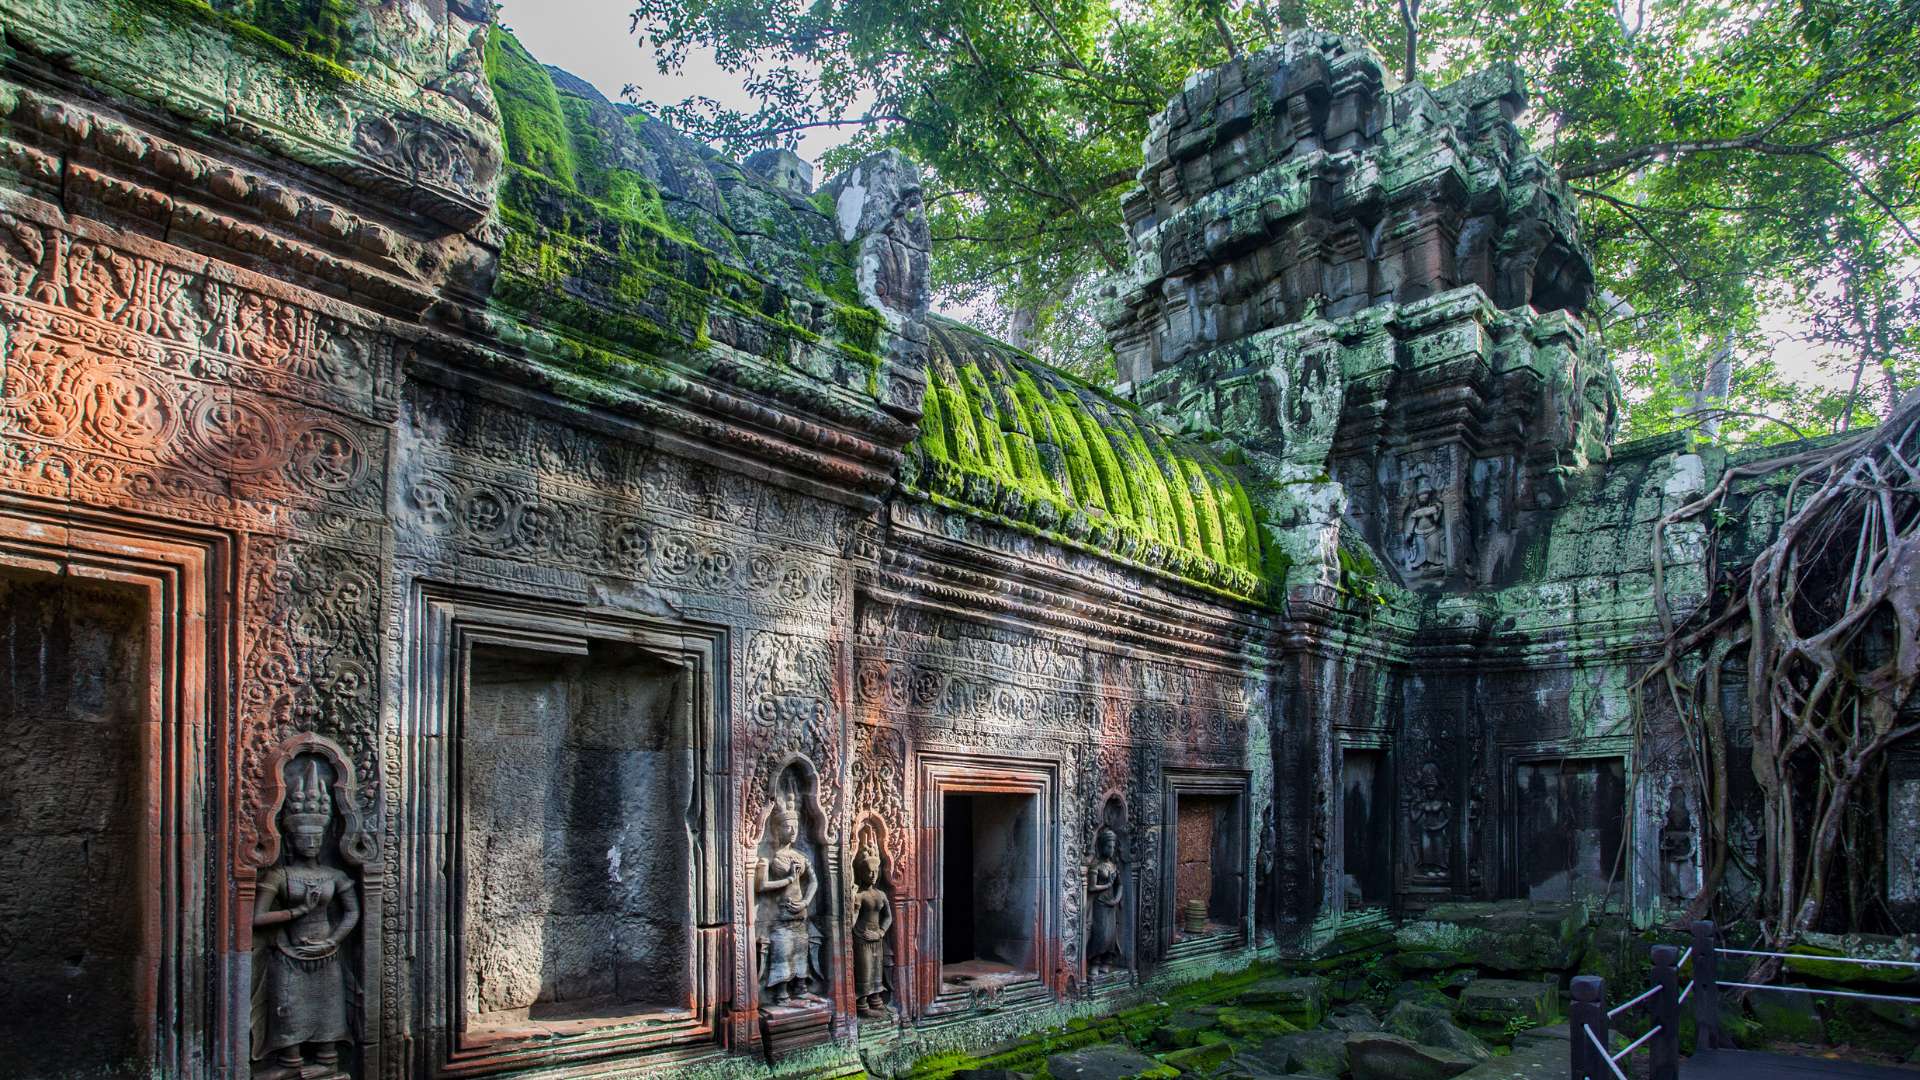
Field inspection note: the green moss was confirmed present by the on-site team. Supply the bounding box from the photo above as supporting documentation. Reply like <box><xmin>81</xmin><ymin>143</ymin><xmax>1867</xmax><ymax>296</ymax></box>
<box><xmin>832</xmin><ymin>302</ymin><xmax>884</xmax><ymax>355</ymax></box>
<box><xmin>1073</xmin><ymin>407</ymin><xmax>1136</xmax><ymax>522</ymax></box>
<box><xmin>487</xmin><ymin>29</ymin><xmax>578</xmax><ymax>186</ymax></box>
<box><xmin>1337</xmin><ymin>542</ymin><xmax>1389</xmax><ymax>611</ymax></box>
<box><xmin>108</xmin><ymin>0</ymin><xmax>361</xmax><ymax>83</ymax></box>
<box><xmin>1179</xmin><ymin>458</ymin><xmax>1226</xmax><ymax>562</ymax></box>
<box><xmin>1046</xmin><ymin>396</ymin><xmax>1109</xmax><ymax>514</ymax></box>
<box><xmin>219</xmin><ymin>0</ymin><xmax>357</xmax><ymax>61</ymax></box>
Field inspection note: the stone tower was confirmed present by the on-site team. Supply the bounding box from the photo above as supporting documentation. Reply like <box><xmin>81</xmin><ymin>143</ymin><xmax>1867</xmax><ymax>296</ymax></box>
<box><xmin>1105</xmin><ymin>32</ymin><xmax>1620</xmax><ymax>592</ymax></box>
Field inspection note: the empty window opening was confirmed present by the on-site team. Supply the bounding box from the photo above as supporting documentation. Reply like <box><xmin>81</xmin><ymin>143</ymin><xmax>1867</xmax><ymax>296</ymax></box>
<box><xmin>1174</xmin><ymin>793</ymin><xmax>1244</xmax><ymax>935</ymax></box>
<box><xmin>940</xmin><ymin>792</ymin><xmax>1039</xmax><ymax>984</ymax></box>
<box><xmin>0</xmin><ymin>569</ymin><xmax>152</xmax><ymax>1076</ymax></box>
<box><xmin>462</xmin><ymin>640</ymin><xmax>694</xmax><ymax>1038</ymax></box>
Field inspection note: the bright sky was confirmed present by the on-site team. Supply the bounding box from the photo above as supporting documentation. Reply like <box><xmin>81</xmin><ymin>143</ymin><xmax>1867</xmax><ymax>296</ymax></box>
<box><xmin>498</xmin><ymin>0</ymin><xmax>1854</xmax><ymax>406</ymax></box>
<box><xmin>492</xmin><ymin>0</ymin><xmax>859</xmax><ymax>164</ymax></box>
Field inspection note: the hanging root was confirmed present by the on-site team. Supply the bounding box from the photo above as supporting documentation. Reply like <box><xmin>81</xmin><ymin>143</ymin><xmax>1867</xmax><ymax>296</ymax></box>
<box><xmin>1638</xmin><ymin>394</ymin><xmax>1920</xmax><ymax>968</ymax></box>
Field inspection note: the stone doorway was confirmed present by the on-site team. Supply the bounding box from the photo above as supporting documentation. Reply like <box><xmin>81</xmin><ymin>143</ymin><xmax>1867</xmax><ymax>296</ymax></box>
<box><xmin>939</xmin><ymin>791</ymin><xmax>1041</xmax><ymax>983</ymax></box>
<box><xmin>461</xmin><ymin>640</ymin><xmax>694</xmax><ymax>1037</ymax></box>
<box><xmin>1338</xmin><ymin>749</ymin><xmax>1392</xmax><ymax>908</ymax></box>
<box><xmin>1162</xmin><ymin>770</ymin><xmax>1250</xmax><ymax>954</ymax></box>
<box><xmin>1512</xmin><ymin>756</ymin><xmax>1627</xmax><ymax>903</ymax></box>
<box><xmin>409</xmin><ymin>588</ymin><xmax>729</xmax><ymax>1073</ymax></box>
<box><xmin>913</xmin><ymin>754</ymin><xmax>1061</xmax><ymax>1013</ymax></box>
<box><xmin>0</xmin><ymin>508</ymin><xmax>222</xmax><ymax>1078</ymax></box>
<box><xmin>0</xmin><ymin>568</ymin><xmax>153</xmax><ymax>1077</ymax></box>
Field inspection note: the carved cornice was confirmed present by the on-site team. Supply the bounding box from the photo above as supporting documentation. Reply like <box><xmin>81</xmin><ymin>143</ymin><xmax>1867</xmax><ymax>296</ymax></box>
<box><xmin>407</xmin><ymin>334</ymin><xmax>906</xmax><ymax>508</ymax></box>
<box><xmin>874</xmin><ymin>493</ymin><xmax>1276</xmax><ymax>664</ymax></box>
<box><xmin>0</xmin><ymin>0</ymin><xmax>499</xmax><ymax>229</ymax></box>
<box><xmin>0</xmin><ymin>74</ymin><xmax>454</xmax><ymax>318</ymax></box>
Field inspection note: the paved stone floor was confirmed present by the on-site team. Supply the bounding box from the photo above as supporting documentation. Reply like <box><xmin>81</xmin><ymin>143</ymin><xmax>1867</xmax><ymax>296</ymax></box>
<box><xmin>1687</xmin><ymin>1048</ymin><xmax>1920</xmax><ymax>1076</ymax></box>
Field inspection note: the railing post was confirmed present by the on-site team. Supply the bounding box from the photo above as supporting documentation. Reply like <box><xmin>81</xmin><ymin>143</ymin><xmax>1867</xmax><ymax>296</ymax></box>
<box><xmin>1692</xmin><ymin>920</ymin><xmax>1723</xmax><ymax>1050</ymax></box>
<box><xmin>1649</xmin><ymin>943</ymin><xmax>1680</xmax><ymax>1080</ymax></box>
<box><xmin>1570</xmin><ymin>974</ymin><xmax>1609</xmax><ymax>1080</ymax></box>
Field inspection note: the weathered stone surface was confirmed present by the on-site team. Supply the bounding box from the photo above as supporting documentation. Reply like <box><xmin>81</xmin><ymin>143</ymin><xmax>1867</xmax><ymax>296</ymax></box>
<box><xmin>1346</xmin><ymin>1032</ymin><xmax>1480</xmax><ymax>1080</ymax></box>
<box><xmin>1396</xmin><ymin>902</ymin><xmax>1589</xmax><ymax>972</ymax></box>
<box><xmin>1263</xmin><ymin>1029</ymin><xmax>1350</xmax><ymax>1076</ymax></box>
<box><xmin>1238</xmin><ymin>974</ymin><xmax>1330</xmax><ymax>1026</ymax></box>
<box><xmin>1158</xmin><ymin>1041</ymin><xmax>1235</xmax><ymax>1074</ymax></box>
<box><xmin>1328</xmin><ymin>1003</ymin><xmax>1385</xmax><ymax>1033</ymax></box>
<box><xmin>1451</xmin><ymin>1024</ymin><xmax>1569</xmax><ymax>1079</ymax></box>
<box><xmin>1047</xmin><ymin>1043</ymin><xmax>1179</xmax><ymax>1080</ymax></box>
<box><xmin>1455</xmin><ymin>978</ymin><xmax>1559</xmax><ymax>1031</ymax></box>
<box><xmin>1384</xmin><ymin>1000</ymin><xmax>1494</xmax><ymax>1060</ymax></box>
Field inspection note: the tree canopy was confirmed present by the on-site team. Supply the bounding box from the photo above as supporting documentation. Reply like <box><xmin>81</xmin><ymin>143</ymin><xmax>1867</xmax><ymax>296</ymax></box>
<box><xmin>626</xmin><ymin>0</ymin><xmax>1920</xmax><ymax>443</ymax></box>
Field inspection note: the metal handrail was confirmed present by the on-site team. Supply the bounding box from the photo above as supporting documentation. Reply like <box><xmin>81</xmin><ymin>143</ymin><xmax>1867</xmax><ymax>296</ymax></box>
<box><xmin>1570</xmin><ymin>930</ymin><xmax>1698</xmax><ymax>1080</ymax></box>
<box><xmin>1584</xmin><ymin>1023</ymin><xmax>1631</xmax><ymax>1080</ymax></box>
<box><xmin>1716</xmin><ymin>980</ymin><xmax>1920</xmax><ymax>1005</ymax></box>
<box><xmin>1716</xmin><ymin>947</ymin><xmax>1920</xmax><ymax>970</ymax></box>
<box><xmin>1613</xmin><ymin>1024</ymin><xmax>1665</xmax><ymax>1061</ymax></box>
<box><xmin>1607</xmin><ymin>983</ymin><xmax>1662</xmax><ymax>1018</ymax></box>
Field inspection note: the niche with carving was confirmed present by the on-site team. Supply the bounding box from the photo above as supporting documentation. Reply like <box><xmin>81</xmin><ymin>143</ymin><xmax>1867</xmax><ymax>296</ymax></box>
<box><xmin>1084</xmin><ymin>795</ymin><xmax>1132</xmax><ymax>978</ymax></box>
<box><xmin>249</xmin><ymin>736</ymin><xmax>373</xmax><ymax>1080</ymax></box>
<box><xmin>752</xmin><ymin>758</ymin><xmax>831</xmax><ymax>1008</ymax></box>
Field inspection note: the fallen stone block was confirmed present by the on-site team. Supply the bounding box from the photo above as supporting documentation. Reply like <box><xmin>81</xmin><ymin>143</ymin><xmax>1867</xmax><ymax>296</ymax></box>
<box><xmin>1455</xmin><ymin>977</ymin><xmax>1559</xmax><ymax>1032</ymax></box>
<box><xmin>1237</xmin><ymin>974</ymin><xmax>1329</xmax><ymax>1026</ymax></box>
<box><xmin>1345</xmin><ymin>1032</ymin><xmax>1480</xmax><ymax>1080</ymax></box>
<box><xmin>1395</xmin><ymin>901</ymin><xmax>1589</xmax><ymax>973</ymax></box>
<box><xmin>1385</xmin><ymin>1000</ymin><xmax>1493</xmax><ymax>1060</ymax></box>
<box><xmin>1048</xmin><ymin>1043</ymin><xmax>1180</xmax><ymax>1080</ymax></box>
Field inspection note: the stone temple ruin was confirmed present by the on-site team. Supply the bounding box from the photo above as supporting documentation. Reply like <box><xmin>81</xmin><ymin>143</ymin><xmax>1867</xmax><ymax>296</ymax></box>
<box><xmin>0</xmin><ymin>3</ymin><xmax>1897</xmax><ymax>1078</ymax></box>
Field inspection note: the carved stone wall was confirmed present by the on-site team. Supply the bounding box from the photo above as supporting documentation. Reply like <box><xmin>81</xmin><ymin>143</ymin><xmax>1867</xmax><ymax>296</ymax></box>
<box><xmin>0</xmin><ymin>6</ymin><xmax>1834</xmax><ymax>1078</ymax></box>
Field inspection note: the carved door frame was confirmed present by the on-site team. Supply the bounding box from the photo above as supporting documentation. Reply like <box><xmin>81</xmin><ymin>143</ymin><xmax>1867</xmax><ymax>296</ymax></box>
<box><xmin>0</xmin><ymin>496</ymin><xmax>233</xmax><ymax>1078</ymax></box>
<box><xmin>402</xmin><ymin>584</ymin><xmax>732</xmax><ymax>1077</ymax></box>
<box><xmin>1159</xmin><ymin>767</ymin><xmax>1253</xmax><ymax>960</ymax></box>
<box><xmin>1499</xmin><ymin>744</ymin><xmax>1632</xmax><ymax>907</ymax></box>
<box><xmin>912</xmin><ymin>751</ymin><xmax>1064</xmax><ymax>1018</ymax></box>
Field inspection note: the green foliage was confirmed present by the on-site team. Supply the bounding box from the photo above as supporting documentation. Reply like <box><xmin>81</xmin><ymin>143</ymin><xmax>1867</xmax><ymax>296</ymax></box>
<box><xmin>631</xmin><ymin>0</ymin><xmax>1920</xmax><ymax>441</ymax></box>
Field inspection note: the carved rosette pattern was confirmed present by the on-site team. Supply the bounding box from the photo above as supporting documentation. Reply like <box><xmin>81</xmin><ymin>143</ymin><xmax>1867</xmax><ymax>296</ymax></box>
<box><xmin>394</xmin><ymin>384</ymin><xmax>849</xmax><ymax>614</ymax></box>
<box><xmin>0</xmin><ymin>219</ymin><xmax>391</xmax><ymax>527</ymax></box>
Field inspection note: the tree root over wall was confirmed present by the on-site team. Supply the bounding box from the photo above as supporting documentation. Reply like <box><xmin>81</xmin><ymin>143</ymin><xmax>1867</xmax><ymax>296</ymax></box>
<box><xmin>1642</xmin><ymin>395</ymin><xmax>1920</xmax><ymax>972</ymax></box>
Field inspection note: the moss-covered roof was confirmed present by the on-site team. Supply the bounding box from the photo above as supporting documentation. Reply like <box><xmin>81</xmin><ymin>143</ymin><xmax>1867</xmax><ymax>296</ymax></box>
<box><xmin>483</xmin><ymin>29</ymin><xmax>887</xmax><ymax>410</ymax></box>
<box><xmin>914</xmin><ymin>317</ymin><xmax>1266</xmax><ymax>598</ymax></box>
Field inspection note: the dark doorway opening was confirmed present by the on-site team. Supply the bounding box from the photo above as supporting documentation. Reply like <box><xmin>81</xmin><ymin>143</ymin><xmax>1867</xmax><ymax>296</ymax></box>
<box><xmin>1340</xmin><ymin>750</ymin><xmax>1392</xmax><ymax>907</ymax></box>
<box><xmin>1513</xmin><ymin>757</ymin><xmax>1626</xmax><ymax>902</ymax></box>
<box><xmin>0</xmin><ymin>568</ymin><xmax>152</xmax><ymax>1077</ymax></box>
<box><xmin>940</xmin><ymin>792</ymin><xmax>1039</xmax><ymax>979</ymax></box>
